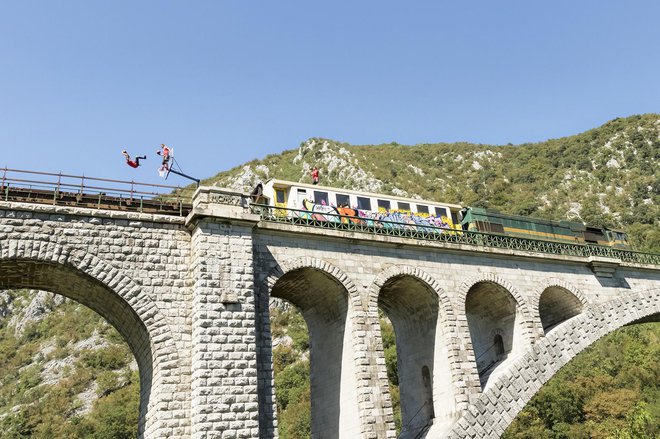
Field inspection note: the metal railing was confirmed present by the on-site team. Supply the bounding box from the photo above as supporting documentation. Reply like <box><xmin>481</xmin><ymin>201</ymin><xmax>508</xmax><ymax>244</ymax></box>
<box><xmin>1</xmin><ymin>167</ymin><xmax>192</xmax><ymax>216</ymax></box>
<box><xmin>250</xmin><ymin>204</ymin><xmax>660</xmax><ymax>265</ymax></box>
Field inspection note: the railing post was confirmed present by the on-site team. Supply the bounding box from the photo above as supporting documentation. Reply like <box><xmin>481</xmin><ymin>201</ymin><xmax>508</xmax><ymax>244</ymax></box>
<box><xmin>54</xmin><ymin>172</ymin><xmax>62</xmax><ymax>205</ymax></box>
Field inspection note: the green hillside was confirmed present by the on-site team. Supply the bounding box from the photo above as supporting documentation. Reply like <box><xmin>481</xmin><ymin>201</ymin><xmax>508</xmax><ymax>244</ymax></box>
<box><xmin>0</xmin><ymin>290</ymin><xmax>139</xmax><ymax>438</ymax></box>
<box><xmin>203</xmin><ymin>114</ymin><xmax>660</xmax><ymax>252</ymax></box>
<box><xmin>503</xmin><ymin>322</ymin><xmax>659</xmax><ymax>439</ymax></box>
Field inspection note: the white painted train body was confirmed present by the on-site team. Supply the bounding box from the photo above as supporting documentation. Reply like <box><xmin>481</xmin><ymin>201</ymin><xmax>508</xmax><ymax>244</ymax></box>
<box><xmin>253</xmin><ymin>179</ymin><xmax>463</xmax><ymax>230</ymax></box>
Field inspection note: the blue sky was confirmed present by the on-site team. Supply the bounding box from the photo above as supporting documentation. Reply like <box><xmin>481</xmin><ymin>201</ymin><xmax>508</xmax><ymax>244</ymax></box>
<box><xmin>1</xmin><ymin>1</ymin><xmax>658</xmax><ymax>186</ymax></box>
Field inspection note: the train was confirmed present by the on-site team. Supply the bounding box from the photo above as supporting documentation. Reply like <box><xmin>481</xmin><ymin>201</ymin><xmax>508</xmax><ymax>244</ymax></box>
<box><xmin>251</xmin><ymin>179</ymin><xmax>632</xmax><ymax>250</ymax></box>
<box><xmin>460</xmin><ymin>207</ymin><xmax>631</xmax><ymax>249</ymax></box>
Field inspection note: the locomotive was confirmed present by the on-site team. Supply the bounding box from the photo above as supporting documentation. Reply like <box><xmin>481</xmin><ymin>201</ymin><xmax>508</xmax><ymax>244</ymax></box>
<box><xmin>460</xmin><ymin>207</ymin><xmax>631</xmax><ymax>249</ymax></box>
<box><xmin>251</xmin><ymin>179</ymin><xmax>632</xmax><ymax>250</ymax></box>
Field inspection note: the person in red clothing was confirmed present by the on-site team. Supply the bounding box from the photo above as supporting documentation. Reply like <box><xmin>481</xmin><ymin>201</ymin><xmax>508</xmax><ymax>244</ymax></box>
<box><xmin>122</xmin><ymin>150</ymin><xmax>147</xmax><ymax>168</ymax></box>
<box><xmin>157</xmin><ymin>144</ymin><xmax>171</xmax><ymax>172</ymax></box>
<box><xmin>311</xmin><ymin>166</ymin><xmax>319</xmax><ymax>185</ymax></box>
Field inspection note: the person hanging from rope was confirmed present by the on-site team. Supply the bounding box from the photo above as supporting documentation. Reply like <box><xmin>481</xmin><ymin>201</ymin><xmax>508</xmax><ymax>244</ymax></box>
<box><xmin>122</xmin><ymin>150</ymin><xmax>147</xmax><ymax>168</ymax></box>
<box><xmin>153</xmin><ymin>143</ymin><xmax>200</xmax><ymax>185</ymax></box>
<box><xmin>156</xmin><ymin>143</ymin><xmax>171</xmax><ymax>172</ymax></box>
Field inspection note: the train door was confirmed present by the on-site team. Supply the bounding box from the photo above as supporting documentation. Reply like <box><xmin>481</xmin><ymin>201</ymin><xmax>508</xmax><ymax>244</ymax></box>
<box><xmin>274</xmin><ymin>187</ymin><xmax>288</xmax><ymax>217</ymax></box>
<box><xmin>296</xmin><ymin>188</ymin><xmax>308</xmax><ymax>208</ymax></box>
<box><xmin>451</xmin><ymin>209</ymin><xmax>461</xmax><ymax>229</ymax></box>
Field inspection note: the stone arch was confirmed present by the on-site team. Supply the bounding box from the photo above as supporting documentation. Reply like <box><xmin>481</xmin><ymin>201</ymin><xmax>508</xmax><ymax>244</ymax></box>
<box><xmin>456</xmin><ymin>274</ymin><xmax>534</xmax><ymax>324</ymax></box>
<box><xmin>368</xmin><ymin>264</ymin><xmax>454</xmax><ymax>319</ymax></box>
<box><xmin>369</xmin><ymin>265</ymin><xmax>460</xmax><ymax>436</ymax></box>
<box><xmin>264</xmin><ymin>256</ymin><xmax>362</xmax><ymax>438</ymax></box>
<box><xmin>265</xmin><ymin>256</ymin><xmax>360</xmax><ymax>306</ymax></box>
<box><xmin>444</xmin><ymin>288</ymin><xmax>660</xmax><ymax>439</ymax></box>
<box><xmin>0</xmin><ymin>239</ymin><xmax>187</xmax><ymax>438</ymax></box>
<box><xmin>457</xmin><ymin>274</ymin><xmax>535</xmax><ymax>391</ymax></box>
<box><xmin>534</xmin><ymin>279</ymin><xmax>587</xmax><ymax>334</ymax></box>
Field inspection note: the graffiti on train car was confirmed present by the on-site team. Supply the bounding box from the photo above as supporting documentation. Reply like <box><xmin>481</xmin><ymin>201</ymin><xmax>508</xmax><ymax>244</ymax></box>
<box><xmin>299</xmin><ymin>199</ymin><xmax>455</xmax><ymax>232</ymax></box>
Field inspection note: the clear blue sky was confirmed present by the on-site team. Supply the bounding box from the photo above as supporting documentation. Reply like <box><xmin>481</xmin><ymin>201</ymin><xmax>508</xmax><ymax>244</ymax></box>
<box><xmin>1</xmin><ymin>1</ymin><xmax>658</xmax><ymax>186</ymax></box>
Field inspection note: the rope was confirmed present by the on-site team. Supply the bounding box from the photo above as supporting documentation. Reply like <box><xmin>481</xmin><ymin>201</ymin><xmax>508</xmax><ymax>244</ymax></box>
<box><xmin>399</xmin><ymin>400</ymin><xmax>428</xmax><ymax>437</ymax></box>
<box><xmin>475</xmin><ymin>340</ymin><xmax>499</xmax><ymax>362</ymax></box>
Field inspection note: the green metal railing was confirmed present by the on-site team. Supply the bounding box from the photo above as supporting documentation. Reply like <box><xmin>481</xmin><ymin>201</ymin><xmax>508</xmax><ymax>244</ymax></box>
<box><xmin>250</xmin><ymin>204</ymin><xmax>660</xmax><ymax>265</ymax></box>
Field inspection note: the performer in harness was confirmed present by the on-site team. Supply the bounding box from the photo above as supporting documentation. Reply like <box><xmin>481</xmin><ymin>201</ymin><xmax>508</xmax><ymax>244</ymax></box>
<box><xmin>122</xmin><ymin>150</ymin><xmax>147</xmax><ymax>168</ymax></box>
<box><xmin>157</xmin><ymin>144</ymin><xmax>171</xmax><ymax>172</ymax></box>
<box><xmin>156</xmin><ymin>143</ymin><xmax>200</xmax><ymax>185</ymax></box>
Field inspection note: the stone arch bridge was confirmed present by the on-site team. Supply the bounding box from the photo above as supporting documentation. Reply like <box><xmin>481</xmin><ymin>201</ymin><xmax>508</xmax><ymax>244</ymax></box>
<box><xmin>0</xmin><ymin>186</ymin><xmax>658</xmax><ymax>438</ymax></box>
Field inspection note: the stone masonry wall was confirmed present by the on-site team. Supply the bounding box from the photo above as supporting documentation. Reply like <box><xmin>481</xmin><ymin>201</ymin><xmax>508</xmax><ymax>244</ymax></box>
<box><xmin>253</xmin><ymin>221</ymin><xmax>660</xmax><ymax>438</ymax></box>
<box><xmin>1</xmin><ymin>192</ymin><xmax>659</xmax><ymax>439</ymax></box>
<box><xmin>188</xmin><ymin>218</ymin><xmax>260</xmax><ymax>438</ymax></box>
<box><xmin>0</xmin><ymin>202</ymin><xmax>193</xmax><ymax>438</ymax></box>
<box><xmin>444</xmin><ymin>288</ymin><xmax>660</xmax><ymax>438</ymax></box>
<box><xmin>186</xmin><ymin>187</ymin><xmax>261</xmax><ymax>438</ymax></box>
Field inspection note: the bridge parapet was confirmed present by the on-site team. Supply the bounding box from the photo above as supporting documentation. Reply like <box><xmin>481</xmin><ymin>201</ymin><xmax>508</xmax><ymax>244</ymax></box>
<box><xmin>187</xmin><ymin>186</ymin><xmax>259</xmax><ymax>226</ymax></box>
<box><xmin>250</xmin><ymin>204</ymin><xmax>660</xmax><ymax>267</ymax></box>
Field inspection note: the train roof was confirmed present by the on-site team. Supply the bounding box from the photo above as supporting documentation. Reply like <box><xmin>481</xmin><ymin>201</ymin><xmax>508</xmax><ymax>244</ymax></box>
<box><xmin>262</xmin><ymin>178</ymin><xmax>463</xmax><ymax>209</ymax></box>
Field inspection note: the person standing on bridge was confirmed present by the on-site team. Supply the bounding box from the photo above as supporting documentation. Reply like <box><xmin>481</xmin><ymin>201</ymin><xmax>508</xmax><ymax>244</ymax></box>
<box><xmin>311</xmin><ymin>166</ymin><xmax>320</xmax><ymax>185</ymax></box>
<box><xmin>122</xmin><ymin>150</ymin><xmax>147</xmax><ymax>168</ymax></box>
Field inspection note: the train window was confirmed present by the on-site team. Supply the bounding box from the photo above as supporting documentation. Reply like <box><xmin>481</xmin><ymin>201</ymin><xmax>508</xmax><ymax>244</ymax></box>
<box><xmin>314</xmin><ymin>191</ymin><xmax>329</xmax><ymax>205</ymax></box>
<box><xmin>398</xmin><ymin>202</ymin><xmax>410</xmax><ymax>212</ymax></box>
<box><xmin>377</xmin><ymin>199</ymin><xmax>391</xmax><ymax>211</ymax></box>
<box><xmin>433</xmin><ymin>207</ymin><xmax>447</xmax><ymax>217</ymax></box>
<box><xmin>296</xmin><ymin>189</ymin><xmax>307</xmax><ymax>207</ymax></box>
<box><xmin>584</xmin><ymin>227</ymin><xmax>605</xmax><ymax>243</ymax></box>
<box><xmin>357</xmin><ymin>197</ymin><xmax>372</xmax><ymax>211</ymax></box>
<box><xmin>487</xmin><ymin>222</ymin><xmax>505</xmax><ymax>234</ymax></box>
<box><xmin>417</xmin><ymin>204</ymin><xmax>429</xmax><ymax>215</ymax></box>
<box><xmin>275</xmin><ymin>190</ymin><xmax>286</xmax><ymax>204</ymax></box>
<box><xmin>336</xmin><ymin>193</ymin><xmax>350</xmax><ymax>207</ymax></box>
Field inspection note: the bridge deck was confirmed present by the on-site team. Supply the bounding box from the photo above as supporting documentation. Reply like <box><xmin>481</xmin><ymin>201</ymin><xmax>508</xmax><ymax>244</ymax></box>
<box><xmin>251</xmin><ymin>204</ymin><xmax>660</xmax><ymax>265</ymax></box>
<box><xmin>1</xmin><ymin>168</ymin><xmax>192</xmax><ymax>216</ymax></box>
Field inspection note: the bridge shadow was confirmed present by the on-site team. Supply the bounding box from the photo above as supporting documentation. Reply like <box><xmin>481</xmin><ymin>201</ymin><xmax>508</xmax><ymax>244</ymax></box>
<box><xmin>597</xmin><ymin>275</ymin><xmax>631</xmax><ymax>289</ymax></box>
<box><xmin>379</xmin><ymin>274</ymin><xmax>438</xmax><ymax>438</ymax></box>
<box><xmin>539</xmin><ymin>285</ymin><xmax>584</xmax><ymax>335</ymax></box>
<box><xmin>464</xmin><ymin>281</ymin><xmax>524</xmax><ymax>391</ymax></box>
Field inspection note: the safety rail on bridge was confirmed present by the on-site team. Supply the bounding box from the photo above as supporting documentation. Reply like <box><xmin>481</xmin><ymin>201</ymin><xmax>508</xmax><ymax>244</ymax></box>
<box><xmin>1</xmin><ymin>168</ymin><xmax>192</xmax><ymax>216</ymax></box>
<box><xmin>250</xmin><ymin>204</ymin><xmax>660</xmax><ymax>265</ymax></box>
